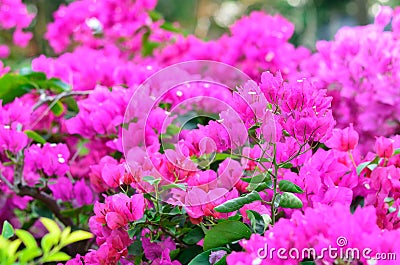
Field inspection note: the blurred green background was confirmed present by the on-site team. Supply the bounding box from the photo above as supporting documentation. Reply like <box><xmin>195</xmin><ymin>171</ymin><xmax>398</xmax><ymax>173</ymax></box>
<box><xmin>4</xmin><ymin>0</ymin><xmax>400</xmax><ymax>62</ymax></box>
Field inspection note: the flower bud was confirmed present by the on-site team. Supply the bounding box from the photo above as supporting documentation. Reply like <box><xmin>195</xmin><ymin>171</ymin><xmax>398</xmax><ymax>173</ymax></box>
<box><xmin>375</xmin><ymin>136</ymin><xmax>394</xmax><ymax>158</ymax></box>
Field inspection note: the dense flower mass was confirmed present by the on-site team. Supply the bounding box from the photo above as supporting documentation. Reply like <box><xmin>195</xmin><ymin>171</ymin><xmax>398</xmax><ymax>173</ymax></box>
<box><xmin>1</xmin><ymin>1</ymin><xmax>400</xmax><ymax>265</ymax></box>
<box><xmin>0</xmin><ymin>0</ymin><xmax>34</xmax><ymax>49</ymax></box>
<box><xmin>227</xmin><ymin>203</ymin><xmax>400</xmax><ymax>265</ymax></box>
<box><xmin>157</xmin><ymin>12</ymin><xmax>310</xmax><ymax>80</ymax></box>
<box><xmin>303</xmin><ymin>6</ymin><xmax>400</xmax><ymax>152</ymax></box>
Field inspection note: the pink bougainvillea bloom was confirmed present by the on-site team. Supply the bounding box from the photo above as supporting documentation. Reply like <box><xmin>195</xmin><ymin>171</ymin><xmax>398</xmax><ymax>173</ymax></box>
<box><xmin>63</xmin><ymin>255</ymin><xmax>83</xmax><ymax>265</ymax></box>
<box><xmin>48</xmin><ymin>177</ymin><xmax>74</xmax><ymax>202</ymax></box>
<box><xmin>73</xmin><ymin>179</ymin><xmax>94</xmax><ymax>206</ymax></box>
<box><xmin>0</xmin><ymin>45</ymin><xmax>10</xmax><ymax>58</ymax></box>
<box><xmin>0</xmin><ymin>126</ymin><xmax>28</xmax><ymax>153</ymax></box>
<box><xmin>326</xmin><ymin>123</ymin><xmax>359</xmax><ymax>151</ymax></box>
<box><xmin>184</xmin><ymin>187</ymin><xmax>239</xmax><ymax>223</ymax></box>
<box><xmin>239</xmin><ymin>201</ymin><xmax>270</xmax><ymax>223</ymax></box>
<box><xmin>12</xmin><ymin>29</ymin><xmax>32</xmax><ymax>47</ymax></box>
<box><xmin>101</xmin><ymin>163</ymin><xmax>125</xmax><ymax>188</ymax></box>
<box><xmin>95</xmin><ymin>193</ymin><xmax>145</xmax><ymax>229</ymax></box>
<box><xmin>375</xmin><ymin>136</ymin><xmax>394</xmax><ymax>158</ymax></box>
<box><xmin>0</xmin><ymin>61</ymin><xmax>10</xmax><ymax>76</ymax></box>
<box><xmin>42</xmin><ymin>143</ymin><xmax>70</xmax><ymax>176</ymax></box>
<box><xmin>105</xmin><ymin>212</ymin><xmax>127</xmax><ymax>230</ymax></box>
<box><xmin>142</xmin><ymin>229</ymin><xmax>177</xmax><ymax>261</ymax></box>
<box><xmin>375</xmin><ymin>6</ymin><xmax>393</xmax><ymax>27</ymax></box>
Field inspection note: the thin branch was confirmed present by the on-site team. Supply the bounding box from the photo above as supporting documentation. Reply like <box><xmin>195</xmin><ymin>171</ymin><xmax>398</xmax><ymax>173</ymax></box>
<box><xmin>0</xmin><ymin>172</ymin><xmax>16</xmax><ymax>192</ymax></box>
<box><xmin>18</xmin><ymin>186</ymin><xmax>73</xmax><ymax>227</ymax></box>
<box><xmin>33</xmin><ymin>90</ymin><xmax>93</xmax><ymax>111</ymax></box>
<box><xmin>31</xmin><ymin>90</ymin><xmax>93</xmax><ymax>129</ymax></box>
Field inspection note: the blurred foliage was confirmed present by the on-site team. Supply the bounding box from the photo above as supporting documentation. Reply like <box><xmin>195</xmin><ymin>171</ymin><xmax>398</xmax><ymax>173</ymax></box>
<box><xmin>156</xmin><ymin>0</ymin><xmax>400</xmax><ymax>47</ymax></box>
<box><xmin>0</xmin><ymin>218</ymin><xmax>92</xmax><ymax>265</ymax></box>
<box><xmin>4</xmin><ymin>0</ymin><xmax>400</xmax><ymax>64</ymax></box>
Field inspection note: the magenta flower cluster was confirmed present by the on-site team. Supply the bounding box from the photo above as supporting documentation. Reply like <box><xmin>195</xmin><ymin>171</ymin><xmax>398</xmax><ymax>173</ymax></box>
<box><xmin>1</xmin><ymin>1</ymin><xmax>400</xmax><ymax>265</ymax></box>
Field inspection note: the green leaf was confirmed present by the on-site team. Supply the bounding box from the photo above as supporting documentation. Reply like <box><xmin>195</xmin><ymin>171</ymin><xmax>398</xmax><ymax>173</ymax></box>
<box><xmin>142</xmin><ymin>175</ymin><xmax>161</xmax><ymax>185</ymax></box>
<box><xmin>248</xmin><ymin>124</ymin><xmax>260</xmax><ymax>140</ymax></box>
<box><xmin>356</xmin><ymin>156</ymin><xmax>380</xmax><ymax>175</ymax></box>
<box><xmin>60</xmin><ymin>226</ymin><xmax>71</xmax><ymax>245</ymax></box>
<box><xmin>278</xmin><ymin>180</ymin><xmax>304</xmax><ymax>194</ymax></box>
<box><xmin>278</xmin><ymin>192</ymin><xmax>303</xmax><ymax>209</ymax></box>
<box><xmin>228</xmin><ymin>214</ymin><xmax>241</xmax><ymax>221</ymax></box>
<box><xmin>256</xmin><ymin>157</ymin><xmax>270</xmax><ymax>162</ymax></box>
<box><xmin>280</xmin><ymin>162</ymin><xmax>293</xmax><ymax>169</ymax></box>
<box><xmin>169</xmin><ymin>248</ymin><xmax>180</xmax><ymax>260</ymax></box>
<box><xmin>213</xmin><ymin>153</ymin><xmax>233</xmax><ymax>162</ymax></box>
<box><xmin>128</xmin><ymin>239</ymin><xmax>143</xmax><ymax>256</ymax></box>
<box><xmin>8</xmin><ymin>239</ymin><xmax>21</xmax><ymax>257</ymax></box>
<box><xmin>214</xmin><ymin>255</ymin><xmax>227</xmax><ymax>265</ymax></box>
<box><xmin>22</xmin><ymin>71</ymin><xmax>47</xmax><ymax>82</ymax></box>
<box><xmin>62</xmin><ymin>97</ymin><xmax>79</xmax><ymax>116</ymax></box>
<box><xmin>47</xmin><ymin>78</ymin><xmax>71</xmax><ymax>93</ymax></box>
<box><xmin>49</xmin><ymin>100</ymin><xmax>64</xmax><ymax>116</ymax></box>
<box><xmin>61</xmin><ymin>230</ymin><xmax>93</xmax><ymax>247</ymax></box>
<box><xmin>203</xmin><ymin>220</ymin><xmax>251</xmax><ymax>250</ymax></box>
<box><xmin>40</xmin><ymin>218</ymin><xmax>61</xmax><ymax>237</ymax></box>
<box><xmin>161</xmin><ymin>183</ymin><xmax>186</xmax><ymax>191</ymax></box>
<box><xmin>214</xmin><ymin>191</ymin><xmax>262</xmax><ymax>213</ymax></box>
<box><xmin>356</xmin><ymin>161</ymin><xmax>370</xmax><ymax>175</ymax></box>
<box><xmin>161</xmin><ymin>205</ymin><xmax>182</xmax><ymax>216</ymax></box>
<box><xmin>32</xmin><ymin>200</ymin><xmax>53</xmax><ymax>219</ymax></box>
<box><xmin>160</xmin><ymin>22</ymin><xmax>181</xmax><ymax>33</ymax></box>
<box><xmin>41</xmin><ymin>233</ymin><xmax>58</xmax><ymax>254</ymax></box>
<box><xmin>15</xmin><ymin>229</ymin><xmax>38</xmax><ymax>249</ymax></box>
<box><xmin>1</xmin><ymin>220</ymin><xmax>14</xmax><ymax>239</ymax></box>
<box><xmin>247</xmin><ymin>173</ymin><xmax>272</xmax><ymax>191</ymax></box>
<box><xmin>384</xmin><ymin>197</ymin><xmax>394</xmax><ymax>204</ymax></box>
<box><xmin>246</xmin><ymin>210</ymin><xmax>270</xmax><ymax>234</ymax></box>
<box><xmin>188</xmin><ymin>247</ymin><xmax>229</xmax><ymax>265</ymax></box>
<box><xmin>0</xmin><ymin>74</ymin><xmax>35</xmax><ymax>104</ymax></box>
<box><xmin>367</xmin><ymin>163</ymin><xmax>378</xmax><ymax>171</ymax></box>
<box><xmin>350</xmin><ymin>196</ymin><xmax>364</xmax><ymax>214</ymax></box>
<box><xmin>41</xmin><ymin>251</ymin><xmax>71</xmax><ymax>262</ymax></box>
<box><xmin>18</xmin><ymin>247</ymin><xmax>42</xmax><ymax>263</ymax></box>
<box><xmin>177</xmin><ymin>245</ymin><xmax>203</xmax><ymax>264</ymax></box>
<box><xmin>183</xmin><ymin>227</ymin><xmax>204</xmax><ymax>245</ymax></box>
<box><xmin>24</xmin><ymin>130</ymin><xmax>47</xmax><ymax>144</ymax></box>
<box><xmin>394</xmin><ymin>148</ymin><xmax>400</xmax><ymax>156</ymax></box>
<box><xmin>149</xmin><ymin>10</ymin><xmax>162</xmax><ymax>21</ymax></box>
<box><xmin>141</xmin><ymin>30</ymin><xmax>159</xmax><ymax>56</ymax></box>
<box><xmin>282</xmin><ymin>130</ymin><xmax>291</xmax><ymax>137</ymax></box>
<box><xmin>166</xmin><ymin>124</ymin><xmax>181</xmax><ymax>135</ymax></box>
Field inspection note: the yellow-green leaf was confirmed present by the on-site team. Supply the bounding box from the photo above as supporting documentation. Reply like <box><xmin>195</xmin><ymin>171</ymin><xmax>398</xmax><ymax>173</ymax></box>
<box><xmin>7</xmin><ymin>239</ymin><xmax>21</xmax><ymax>263</ymax></box>
<box><xmin>15</xmin><ymin>229</ymin><xmax>37</xmax><ymax>249</ymax></box>
<box><xmin>61</xmin><ymin>230</ymin><xmax>93</xmax><ymax>247</ymax></box>
<box><xmin>41</xmin><ymin>233</ymin><xmax>58</xmax><ymax>254</ymax></box>
<box><xmin>17</xmin><ymin>248</ymin><xmax>42</xmax><ymax>263</ymax></box>
<box><xmin>41</xmin><ymin>251</ymin><xmax>71</xmax><ymax>263</ymax></box>
<box><xmin>40</xmin><ymin>218</ymin><xmax>61</xmax><ymax>238</ymax></box>
<box><xmin>8</xmin><ymin>239</ymin><xmax>21</xmax><ymax>257</ymax></box>
<box><xmin>60</xmin><ymin>226</ymin><xmax>71</xmax><ymax>245</ymax></box>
